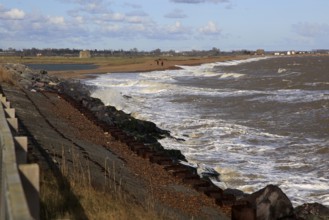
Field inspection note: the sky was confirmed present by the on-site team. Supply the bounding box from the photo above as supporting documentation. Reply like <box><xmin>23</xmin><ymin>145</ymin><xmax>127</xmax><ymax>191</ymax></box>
<box><xmin>0</xmin><ymin>0</ymin><xmax>328</xmax><ymax>51</ymax></box>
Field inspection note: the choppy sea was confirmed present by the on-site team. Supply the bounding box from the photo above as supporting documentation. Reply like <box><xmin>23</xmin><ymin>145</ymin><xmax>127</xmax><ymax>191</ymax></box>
<box><xmin>84</xmin><ymin>56</ymin><xmax>329</xmax><ymax>207</ymax></box>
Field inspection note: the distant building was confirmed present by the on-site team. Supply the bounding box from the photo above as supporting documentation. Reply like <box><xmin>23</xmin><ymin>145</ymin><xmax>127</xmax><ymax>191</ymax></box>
<box><xmin>79</xmin><ymin>50</ymin><xmax>91</xmax><ymax>58</ymax></box>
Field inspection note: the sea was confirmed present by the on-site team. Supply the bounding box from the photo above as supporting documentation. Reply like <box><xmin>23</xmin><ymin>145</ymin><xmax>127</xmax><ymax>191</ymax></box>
<box><xmin>84</xmin><ymin>55</ymin><xmax>329</xmax><ymax>207</ymax></box>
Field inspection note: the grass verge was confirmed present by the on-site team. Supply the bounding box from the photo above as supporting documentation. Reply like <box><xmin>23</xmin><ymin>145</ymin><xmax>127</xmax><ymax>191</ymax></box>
<box><xmin>40</xmin><ymin>146</ymin><xmax>162</xmax><ymax>220</ymax></box>
<box><xmin>0</xmin><ymin>65</ymin><xmax>17</xmax><ymax>85</ymax></box>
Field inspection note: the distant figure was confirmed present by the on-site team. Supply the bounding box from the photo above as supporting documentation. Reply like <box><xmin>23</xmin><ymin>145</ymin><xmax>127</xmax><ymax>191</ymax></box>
<box><xmin>161</xmin><ymin>61</ymin><xmax>164</xmax><ymax>66</ymax></box>
<box><xmin>156</xmin><ymin>59</ymin><xmax>159</xmax><ymax>65</ymax></box>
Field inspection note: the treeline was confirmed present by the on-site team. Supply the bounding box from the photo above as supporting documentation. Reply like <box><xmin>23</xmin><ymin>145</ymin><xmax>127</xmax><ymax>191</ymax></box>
<box><xmin>1</xmin><ymin>47</ymin><xmax>327</xmax><ymax>57</ymax></box>
<box><xmin>0</xmin><ymin>47</ymin><xmax>255</xmax><ymax>57</ymax></box>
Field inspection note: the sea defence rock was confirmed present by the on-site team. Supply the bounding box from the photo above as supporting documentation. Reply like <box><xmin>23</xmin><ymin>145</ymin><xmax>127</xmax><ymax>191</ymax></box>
<box><xmin>232</xmin><ymin>185</ymin><xmax>294</xmax><ymax>220</ymax></box>
<box><xmin>0</xmin><ymin>63</ymin><xmax>60</xmax><ymax>90</ymax></box>
<box><xmin>58</xmin><ymin>81</ymin><xmax>169</xmax><ymax>137</ymax></box>
<box><xmin>58</xmin><ymin>80</ymin><xmax>185</xmax><ymax>161</ymax></box>
<box><xmin>294</xmin><ymin>203</ymin><xmax>329</xmax><ymax>220</ymax></box>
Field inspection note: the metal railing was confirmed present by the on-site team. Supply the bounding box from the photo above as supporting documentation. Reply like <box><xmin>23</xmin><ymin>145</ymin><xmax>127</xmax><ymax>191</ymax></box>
<box><xmin>0</xmin><ymin>92</ymin><xmax>39</xmax><ymax>220</ymax></box>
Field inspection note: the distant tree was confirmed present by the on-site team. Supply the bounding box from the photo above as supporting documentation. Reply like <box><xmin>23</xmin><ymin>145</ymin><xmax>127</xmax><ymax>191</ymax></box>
<box><xmin>256</xmin><ymin>49</ymin><xmax>265</xmax><ymax>55</ymax></box>
<box><xmin>211</xmin><ymin>47</ymin><xmax>220</xmax><ymax>55</ymax></box>
<box><xmin>168</xmin><ymin>50</ymin><xmax>176</xmax><ymax>56</ymax></box>
<box><xmin>152</xmin><ymin>48</ymin><xmax>161</xmax><ymax>55</ymax></box>
<box><xmin>242</xmin><ymin>50</ymin><xmax>252</xmax><ymax>55</ymax></box>
<box><xmin>131</xmin><ymin>48</ymin><xmax>138</xmax><ymax>53</ymax></box>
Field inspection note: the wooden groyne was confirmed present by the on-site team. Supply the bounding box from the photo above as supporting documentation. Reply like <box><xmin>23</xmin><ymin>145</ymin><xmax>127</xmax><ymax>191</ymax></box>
<box><xmin>0</xmin><ymin>91</ymin><xmax>39</xmax><ymax>220</ymax></box>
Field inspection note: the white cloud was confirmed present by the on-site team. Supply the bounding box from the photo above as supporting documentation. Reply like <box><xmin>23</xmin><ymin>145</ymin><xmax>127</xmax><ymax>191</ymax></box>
<box><xmin>65</xmin><ymin>0</ymin><xmax>108</xmax><ymax>14</ymax></box>
<box><xmin>103</xmin><ymin>24</ymin><xmax>121</xmax><ymax>32</ymax></box>
<box><xmin>198</xmin><ymin>21</ymin><xmax>221</xmax><ymax>35</ymax></box>
<box><xmin>48</xmin><ymin>16</ymin><xmax>66</xmax><ymax>26</ymax></box>
<box><xmin>111</xmin><ymin>12</ymin><xmax>125</xmax><ymax>21</ymax></box>
<box><xmin>99</xmin><ymin>12</ymin><xmax>125</xmax><ymax>22</ymax></box>
<box><xmin>74</xmin><ymin>16</ymin><xmax>84</xmax><ymax>24</ymax></box>
<box><xmin>128</xmin><ymin>24</ymin><xmax>146</xmax><ymax>32</ymax></box>
<box><xmin>98</xmin><ymin>11</ymin><xmax>147</xmax><ymax>24</ymax></box>
<box><xmin>32</xmin><ymin>22</ymin><xmax>43</xmax><ymax>30</ymax></box>
<box><xmin>86</xmin><ymin>3</ymin><xmax>98</xmax><ymax>11</ymax></box>
<box><xmin>126</xmin><ymin>16</ymin><xmax>143</xmax><ymax>23</ymax></box>
<box><xmin>166</xmin><ymin>21</ymin><xmax>188</xmax><ymax>34</ymax></box>
<box><xmin>0</xmin><ymin>8</ymin><xmax>25</xmax><ymax>20</ymax></box>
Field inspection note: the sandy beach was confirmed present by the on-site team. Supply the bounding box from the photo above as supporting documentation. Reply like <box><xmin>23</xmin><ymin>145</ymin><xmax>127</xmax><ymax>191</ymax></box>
<box><xmin>46</xmin><ymin>55</ymin><xmax>251</xmax><ymax>79</ymax></box>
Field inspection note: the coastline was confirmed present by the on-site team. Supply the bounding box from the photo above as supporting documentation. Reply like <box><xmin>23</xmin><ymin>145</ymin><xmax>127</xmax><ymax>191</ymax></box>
<box><xmin>1</xmin><ymin>57</ymin><xmax>328</xmax><ymax>219</ymax></box>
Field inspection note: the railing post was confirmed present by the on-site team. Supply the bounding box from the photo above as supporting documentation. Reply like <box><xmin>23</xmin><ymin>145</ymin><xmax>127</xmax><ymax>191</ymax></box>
<box><xmin>1</xmin><ymin>91</ymin><xmax>36</xmax><ymax>220</ymax></box>
<box><xmin>15</xmin><ymin>136</ymin><xmax>28</xmax><ymax>164</ymax></box>
<box><xmin>19</xmin><ymin>164</ymin><xmax>40</xmax><ymax>220</ymax></box>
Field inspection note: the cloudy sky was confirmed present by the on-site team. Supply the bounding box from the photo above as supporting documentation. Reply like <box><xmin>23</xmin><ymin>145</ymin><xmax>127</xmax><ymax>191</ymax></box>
<box><xmin>0</xmin><ymin>0</ymin><xmax>328</xmax><ymax>51</ymax></box>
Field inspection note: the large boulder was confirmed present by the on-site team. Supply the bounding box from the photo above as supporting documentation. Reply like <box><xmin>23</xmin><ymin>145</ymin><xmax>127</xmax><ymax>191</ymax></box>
<box><xmin>294</xmin><ymin>203</ymin><xmax>329</xmax><ymax>220</ymax></box>
<box><xmin>233</xmin><ymin>185</ymin><xmax>294</xmax><ymax>220</ymax></box>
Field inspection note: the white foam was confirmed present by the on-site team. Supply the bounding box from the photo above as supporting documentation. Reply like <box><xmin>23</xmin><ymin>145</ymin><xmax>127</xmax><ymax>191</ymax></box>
<box><xmin>213</xmin><ymin>56</ymin><xmax>270</xmax><ymax>67</ymax></box>
<box><xmin>278</xmin><ymin>177</ymin><xmax>329</xmax><ymax>207</ymax></box>
<box><xmin>139</xmin><ymin>71</ymin><xmax>177</xmax><ymax>81</ymax></box>
<box><xmin>220</xmin><ymin>73</ymin><xmax>245</xmax><ymax>79</ymax></box>
<box><xmin>304</xmin><ymin>82</ymin><xmax>329</xmax><ymax>87</ymax></box>
<box><xmin>248</xmin><ymin>89</ymin><xmax>329</xmax><ymax>103</ymax></box>
<box><xmin>278</xmin><ymin>68</ymin><xmax>287</xmax><ymax>73</ymax></box>
<box><xmin>91</xmin><ymin>88</ymin><xmax>124</xmax><ymax>107</ymax></box>
<box><xmin>174</xmin><ymin>57</ymin><xmax>270</xmax><ymax>77</ymax></box>
<box><xmin>174</xmin><ymin>65</ymin><xmax>221</xmax><ymax>78</ymax></box>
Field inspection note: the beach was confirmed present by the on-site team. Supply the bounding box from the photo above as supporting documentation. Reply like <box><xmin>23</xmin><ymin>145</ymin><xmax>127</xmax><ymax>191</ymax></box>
<box><xmin>21</xmin><ymin>55</ymin><xmax>250</xmax><ymax>79</ymax></box>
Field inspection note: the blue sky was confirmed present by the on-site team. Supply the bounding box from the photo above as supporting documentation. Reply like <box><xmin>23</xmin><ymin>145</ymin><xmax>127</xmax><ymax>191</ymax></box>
<box><xmin>0</xmin><ymin>0</ymin><xmax>328</xmax><ymax>51</ymax></box>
